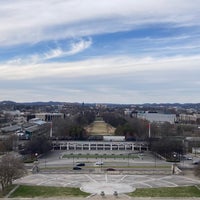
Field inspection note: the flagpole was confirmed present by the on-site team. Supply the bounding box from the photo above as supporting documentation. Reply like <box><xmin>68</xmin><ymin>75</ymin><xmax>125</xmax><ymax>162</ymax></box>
<box><xmin>148</xmin><ymin>122</ymin><xmax>151</xmax><ymax>138</ymax></box>
<box><xmin>50</xmin><ymin>121</ymin><xmax>53</xmax><ymax>138</ymax></box>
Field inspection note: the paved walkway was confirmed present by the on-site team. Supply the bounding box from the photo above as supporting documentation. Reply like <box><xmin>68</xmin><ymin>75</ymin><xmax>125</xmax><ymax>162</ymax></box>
<box><xmin>14</xmin><ymin>173</ymin><xmax>200</xmax><ymax>190</ymax></box>
<box><xmin>4</xmin><ymin>197</ymin><xmax>200</xmax><ymax>200</ymax></box>
<box><xmin>13</xmin><ymin>172</ymin><xmax>200</xmax><ymax>199</ymax></box>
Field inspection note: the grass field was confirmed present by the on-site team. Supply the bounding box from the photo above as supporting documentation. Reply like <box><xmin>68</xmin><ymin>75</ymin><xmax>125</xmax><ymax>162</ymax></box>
<box><xmin>85</xmin><ymin>120</ymin><xmax>115</xmax><ymax>135</ymax></box>
<box><xmin>10</xmin><ymin>185</ymin><xmax>90</xmax><ymax>198</ymax></box>
<box><xmin>0</xmin><ymin>185</ymin><xmax>16</xmax><ymax>198</ymax></box>
<box><xmin>6</xmin><ymin>185</ymin><xmax>200</xmax><ymax>198</ymax></box>
<box><xmin>62</xmin><ymin>153</ymin><xmax>138</xmax><ymax>159</ymax></box>
<box><xmin>129</xmin><ymin>186</ymin><xmax>200</xmax><ymax>197</ymax></box>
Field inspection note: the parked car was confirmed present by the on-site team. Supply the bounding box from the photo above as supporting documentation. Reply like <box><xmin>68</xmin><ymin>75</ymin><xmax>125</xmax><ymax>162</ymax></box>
<box><xmin>182</xmin><ymin>155</ymin><xmax>192</xmax><ymax>160</ymax></box>
<box><xmin>73</xmin><ymin>166</ymin><xmax>82</xmax><ymax>170</ymax></box>
<box><xmin>76</xmin><ymin>162</ymin><xmax>85</xmax><ymax>166</ymax></box>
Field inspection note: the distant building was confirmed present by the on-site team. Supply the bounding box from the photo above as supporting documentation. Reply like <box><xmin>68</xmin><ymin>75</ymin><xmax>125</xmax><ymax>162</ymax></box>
<box><xmin>178</xmin><ymin>114</ymin><xmax>200</xmax><ymax>124</ymax></box>
<box><xmin>27</xmin><ymin>113</ymin><xmax>65</xmax><ymax>122</ymax></box>
<box><xmin>24</xmin><ymin>118</ymin><xmax>51</xmax><ymax>139</ymax></box>
<box><xmin>137</xmin><ymin>112</ymin><xmax>177</xmax><ymax>124</ymax></box>
<box><xmin>1</xmin><ymin>124</ymin><xmax>21</xmax><ymax>134</ymax></box>
<box><xmin>103</xmin><ymin>136</ymin><xmax>125</xmax><ymax>142</ymax></box>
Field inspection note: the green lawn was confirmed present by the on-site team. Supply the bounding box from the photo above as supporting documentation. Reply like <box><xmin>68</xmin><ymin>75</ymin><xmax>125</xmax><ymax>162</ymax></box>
<box><xmin>10</xmin><ymin>185</ymin><xmax>90</xmax><ymax>198</ymax></box>
<box><xmin>63</xmin><ymin>153</ymin><xmax>138</xmax><ymax>159</ymax></box>
<box><xmin>0</xmin><ymin>184</ymin><xmax>16</xmax><ymax>198</ymax></box>
<box><xmin>129</xmin><ymin>186</ymin><xmax>200</xmax><ymax>197</ymax></box>
<box><xmin>7</xmin><ymin>185</ymin><xmax>200</xmax><ymax>198</ymax></box>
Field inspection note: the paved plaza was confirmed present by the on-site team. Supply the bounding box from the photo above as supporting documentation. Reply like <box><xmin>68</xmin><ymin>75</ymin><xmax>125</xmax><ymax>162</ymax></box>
<box><xmin>14</xmin><ymin>173</ymin><xmax>200</xmax><ymax>195</ymax></box>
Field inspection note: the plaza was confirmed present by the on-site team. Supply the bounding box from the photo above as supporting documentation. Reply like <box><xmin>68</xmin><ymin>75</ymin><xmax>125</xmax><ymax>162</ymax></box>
<box><xmin>14</xmin><ymin>173</ymin><xmax>200</xmax><ymax>199</ymax></box>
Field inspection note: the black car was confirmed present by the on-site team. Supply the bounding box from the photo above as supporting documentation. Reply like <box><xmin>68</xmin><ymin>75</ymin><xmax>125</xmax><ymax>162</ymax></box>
<box><xmin>106</xmin><ymin>168</ymin><xmax>116</xmax><ymax>171</ymax></box>
<box><xmin>73</xmin><ymin>166</ymin><xmax>82</xmax><ymax>170</ymax></box>
<box><xmin>76</xmin><ymin>162</ymin><xmax>85</xmax><ymax>166</ymax></box>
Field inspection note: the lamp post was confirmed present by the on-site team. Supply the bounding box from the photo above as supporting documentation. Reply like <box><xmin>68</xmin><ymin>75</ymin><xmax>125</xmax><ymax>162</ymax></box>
<box><xmin>101</xmin><ymin>155</ymin><xmax>103</xmax><ymax>172</ymax></box>
<box><xmin>35</xmin><ymin>153</ymin><xmax>38</xmax><ymax>161</ymax></box>
<box><xmin>172</xmin><ymin>153</ymin><xmax>177</xmax><ymax>174</ymax></box>
<box><xmin>127</xmin><ymin>153</ymin><xmax>130</xmax><ymax>166</ymax></box>
<box><xmin>72</xmin><ymin>153</ymin><xmax>74</xmax><ymax>166</ymax></box>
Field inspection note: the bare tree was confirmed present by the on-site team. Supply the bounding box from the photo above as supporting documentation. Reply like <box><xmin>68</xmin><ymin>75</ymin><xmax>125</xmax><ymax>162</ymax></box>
<box><xmin>0</xmin><ymin>154</ymin><xmax>26</xmax><ymax>191</ymax></box>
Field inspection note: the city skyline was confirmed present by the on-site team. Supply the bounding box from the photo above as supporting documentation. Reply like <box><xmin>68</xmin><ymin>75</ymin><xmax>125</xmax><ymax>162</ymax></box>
<box><xmin>0</xmin><ymin>0</ymin><xmax>200</xmax><ymax>104</ymax></box>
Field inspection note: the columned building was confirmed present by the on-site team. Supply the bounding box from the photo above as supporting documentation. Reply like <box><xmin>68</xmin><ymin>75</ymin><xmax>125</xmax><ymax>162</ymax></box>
<box><xmin>52</xmin><ymin>141</ymin><xmax>148</xmax><ymax>152</ymax></box>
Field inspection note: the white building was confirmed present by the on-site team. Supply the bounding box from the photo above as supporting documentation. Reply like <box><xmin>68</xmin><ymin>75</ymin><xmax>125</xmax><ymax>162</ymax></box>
<box><xmin>35</xmin><ymin>113</ymin><xmax>64</xmax><ymax>122</ymax></box>
<box><xmin>137</xmin><ymin>112</ymin><xmax>177</xmax><ymax>124</ymax></box>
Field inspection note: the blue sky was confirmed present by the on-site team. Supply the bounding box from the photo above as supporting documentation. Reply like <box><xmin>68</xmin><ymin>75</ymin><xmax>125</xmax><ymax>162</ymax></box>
<box><xmin>1</xmin><ymin>0</ymin><xmax>200</xmax><ymax>104</ymax></box>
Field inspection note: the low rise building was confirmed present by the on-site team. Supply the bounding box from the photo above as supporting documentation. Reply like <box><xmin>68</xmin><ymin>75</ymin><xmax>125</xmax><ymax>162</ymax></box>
<box><xmin>137</xmin><ymin>112</ymin><xmax>177</xmax><ymax>124</ymax></box>
<box><xmin>34</xmin><ymin>113</ymin><xmax>65</xmax><ymax>122</ymax></box>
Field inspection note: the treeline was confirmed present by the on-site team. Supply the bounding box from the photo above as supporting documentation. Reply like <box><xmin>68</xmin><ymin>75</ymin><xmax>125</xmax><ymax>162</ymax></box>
<box><xmin>52</xmin><ymin>111</ymin><xmax>96</xmax><ymax>140</ymax></box>
<box><xmin>102</xmin><ymin>112</ymin><xmax>150</xmax><ymax>140</ymax></box>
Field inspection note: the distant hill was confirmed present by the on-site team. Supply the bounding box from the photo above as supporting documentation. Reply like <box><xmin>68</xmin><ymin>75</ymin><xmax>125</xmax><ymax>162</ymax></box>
<box><xmin>0</xmin><ymin>100</ymin><xmax>199</xmax><ymax>109</ymax></box>
<box><xmin>0</xmin><ymin>101</ymin><xmax>65</xmax><ymax>106</ymax></box>
<box><xmin>0</xmin><ymin>100</ymin><xmax>16</xmax><ymax>105</ymax></box>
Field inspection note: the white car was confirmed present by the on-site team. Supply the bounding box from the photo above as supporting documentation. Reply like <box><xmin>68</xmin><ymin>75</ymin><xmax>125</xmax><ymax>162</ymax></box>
<box><xmin>95</xmin><ymin>161</ymin><xmax>104</xmax><ymax>165</ymax></box>
<box><xmin>193</xmin><ymin>159</ymin><xmax>200</xmax><ymax>165</ymax></box>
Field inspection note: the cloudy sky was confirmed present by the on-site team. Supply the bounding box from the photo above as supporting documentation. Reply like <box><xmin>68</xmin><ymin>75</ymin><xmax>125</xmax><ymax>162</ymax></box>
<box><xmin>1</xmin><ymin>0</ymin><xmax>200</xmax><ymax>104</ymax></box>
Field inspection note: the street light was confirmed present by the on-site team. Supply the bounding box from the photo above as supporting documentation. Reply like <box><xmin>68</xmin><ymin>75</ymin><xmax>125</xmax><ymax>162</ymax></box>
<box><xmin>154</xmin><ymin>152</ymin><xmax>157</xmax><ymax>168</ymax></box>
<box><xmin>72</xmin><ymin>153</ymin><xmax>74</xmax><ymax>166</ymax></box>
<box><xmin>127</xmin><ymin>153</ymin><xmax>130</xmax><ymax>166</ymax></box>
<box><xmin>35</xmin><ymin>153</ymin><xmax>38</xmax><ymax>161</ymax></box>
<box><xmin>172</xmin><ymin>152</ymin><xmax>177</xmax><ymax>174</ymax></box>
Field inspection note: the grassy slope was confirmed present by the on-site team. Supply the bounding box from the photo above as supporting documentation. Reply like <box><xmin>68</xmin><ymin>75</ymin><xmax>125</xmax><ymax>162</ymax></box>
<box><xmin>6</xmin><ymin>184</ymin><xmax>200</xmax><ymax>198</ymax></box>
<box><xmin>10</xmin><ymin>185</ymin><xmax>89</xmax><ymax>198</ymax></box>
<box><xmin>129</xmin><ymin>186</ymin><xmax>200</xmax><ymax>197</ymax></box>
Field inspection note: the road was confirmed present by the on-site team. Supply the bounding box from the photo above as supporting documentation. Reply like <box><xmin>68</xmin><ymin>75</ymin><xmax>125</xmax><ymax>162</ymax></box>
<box><xmin>36</xmin><ymin>150</ymin><xmax>172</xmax><ymax>169</ymax></box>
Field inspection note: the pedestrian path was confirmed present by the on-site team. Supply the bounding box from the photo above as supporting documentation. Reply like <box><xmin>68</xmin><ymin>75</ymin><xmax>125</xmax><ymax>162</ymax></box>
<box><xmin>14</xmin><ymin>173</ymin><xmax>200</xmax><ymax>195</ymax></box>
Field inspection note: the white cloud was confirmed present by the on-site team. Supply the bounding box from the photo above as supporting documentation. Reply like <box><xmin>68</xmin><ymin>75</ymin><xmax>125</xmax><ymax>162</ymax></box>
<box><xmin>1</xmin><ymin>54</ymin><xmax>199</xmax><ymax>103</ymax></box>
<box><xmin>67</xmin><ymin>38</ymin><xmax>92</xmax><ymax>55</ymax></box>
<box><xmin>6</xmin><ymin>38</ymin><xmax>92</xmax><ymax>64</ymax></box>
<box><xmin>44</xmin><ymin>38</ymin><xmax>92</xmax><ymax>59</ymax></box>
<box><xmin>0</xmin><ymin>0</ymin><xmax>199</xmax><ymax>46</ymax></box>
<box><xmin>45</xmin><ymin>38</ymin><xmax>92</xmax><ymax>59</ymax></box>
<box><xmin>1</xmin><ymin>54</ymin><xmax>200</xmax><ymax>81</ymax></box>
<box><xmin>44</xmin><ymin>48</ymin><xmax>64</xmax><ymax>60</ymax></box>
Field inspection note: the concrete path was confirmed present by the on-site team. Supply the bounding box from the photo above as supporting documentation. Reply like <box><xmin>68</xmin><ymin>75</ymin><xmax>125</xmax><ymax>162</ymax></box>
<box><xmin>4</xmin><ymin>197</ymin><xmax>200</xmax><ymax>200</ymax></box>
<box><xmin>14</xmin><ymin>172</ymin><xmax>200</xmax><ymax>198</ymax></box>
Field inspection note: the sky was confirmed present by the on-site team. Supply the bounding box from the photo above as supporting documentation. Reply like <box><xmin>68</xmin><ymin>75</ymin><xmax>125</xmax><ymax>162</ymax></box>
<box><xmin>1</xmin><ymin>0</ymin><xmax>200</xmax><ymax>104</ymax></box>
